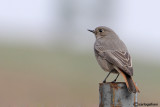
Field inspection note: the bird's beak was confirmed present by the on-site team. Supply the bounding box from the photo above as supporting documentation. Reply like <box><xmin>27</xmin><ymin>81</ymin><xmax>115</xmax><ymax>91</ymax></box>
<box><xmin>88</xmin><ymin>29</ymin><xmax>95</xmax><ymax>34</ymax></box>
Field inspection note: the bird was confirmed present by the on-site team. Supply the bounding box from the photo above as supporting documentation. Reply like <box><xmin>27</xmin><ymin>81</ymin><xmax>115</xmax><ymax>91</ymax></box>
<box><xmin>88</xmin><ymin>26</ymin><xmax>140</xmax><ymax>93</ymax></box>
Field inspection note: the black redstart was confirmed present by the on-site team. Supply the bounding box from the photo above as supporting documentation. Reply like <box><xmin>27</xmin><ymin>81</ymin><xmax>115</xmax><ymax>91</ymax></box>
<box><xmin>88</xmin><ymin>26</ymin><xmax>139</xmax><ymax>93</ymax></box>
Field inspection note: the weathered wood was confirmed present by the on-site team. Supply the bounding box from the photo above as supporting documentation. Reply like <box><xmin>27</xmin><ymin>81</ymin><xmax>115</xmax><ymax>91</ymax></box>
<box><xmin>99</xmin><ymin>82</ymin><xmax>136</xmax><ymax>107</ymax></box>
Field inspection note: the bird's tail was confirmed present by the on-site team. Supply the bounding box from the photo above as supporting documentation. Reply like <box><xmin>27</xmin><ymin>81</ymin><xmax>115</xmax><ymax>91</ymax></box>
<box><xmin>114</xmin><ymin>67</ymin><xmax>140</xmax><ymax>93</ymax></box>
<box><xmin>121</xmin><ymin>72</ymin><xmax>140</xmax><ymax>93</ymax></box>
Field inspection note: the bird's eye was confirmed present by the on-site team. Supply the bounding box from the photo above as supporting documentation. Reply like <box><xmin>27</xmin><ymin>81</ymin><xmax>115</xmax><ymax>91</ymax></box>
<box><xmin>99</xmin><ymin>29</ymin><xmax>103</xmax><ymax>32</ymax></box>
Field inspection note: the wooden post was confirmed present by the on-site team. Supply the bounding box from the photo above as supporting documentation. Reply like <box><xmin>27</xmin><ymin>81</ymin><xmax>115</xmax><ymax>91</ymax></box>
<box><xmin>99</xmin><ymin>82</ymin><xmax>137</xmax><ymax>107</ymax></box>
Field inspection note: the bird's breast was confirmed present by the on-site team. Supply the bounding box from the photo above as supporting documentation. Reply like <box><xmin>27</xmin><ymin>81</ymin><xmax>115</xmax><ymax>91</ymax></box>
<box><xmin>94</xmin><ymin>50</ymin><xmax>113</xmax><ymax>72</ymax></box>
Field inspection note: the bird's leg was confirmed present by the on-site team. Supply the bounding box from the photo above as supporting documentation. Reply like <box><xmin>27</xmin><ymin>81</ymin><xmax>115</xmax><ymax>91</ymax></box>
<box><xmin>103</xmin><ymin>71</ymin><xmax>112</xmax><ymax>83</ymax></box>
<box><xmin>111</xmin><ymin>73</ymin><xmax>120</xmax><ymax>83</ymax></box>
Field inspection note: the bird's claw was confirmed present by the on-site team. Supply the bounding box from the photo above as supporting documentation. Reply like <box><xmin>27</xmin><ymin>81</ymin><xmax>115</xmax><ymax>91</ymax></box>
<box><xmin>111</xmin><ymin>80</ymin><xmax>116</xmax><ymax>83</ymax></box>
<box><xmin>103</xmin><ymin>80</ymin><xmax>106</xmax><ymax>83</ymax></box>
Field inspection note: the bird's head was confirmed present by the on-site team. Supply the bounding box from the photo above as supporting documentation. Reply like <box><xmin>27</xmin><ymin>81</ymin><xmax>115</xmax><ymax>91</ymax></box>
<box><xmin>88</xmin><ymin>26</ymin><xmax>115</xmax><ymax>38</ymax></box>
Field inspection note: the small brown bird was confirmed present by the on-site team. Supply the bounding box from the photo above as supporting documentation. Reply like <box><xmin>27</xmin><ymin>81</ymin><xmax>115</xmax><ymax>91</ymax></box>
<box><xmin>88</xmin><ymin>26</ymin><xmax>139</xmax><ymax>93</ymax></box>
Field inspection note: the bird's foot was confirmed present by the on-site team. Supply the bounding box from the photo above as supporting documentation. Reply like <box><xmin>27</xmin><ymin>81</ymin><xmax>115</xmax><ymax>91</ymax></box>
<box><xmin>111</xmin><ymin>80</ymin><xmax>116</xmax><ymax>83</ymax></box>
<box><xmin>103</xmin><ymin>80</ymin><xmax>106</xmax><ymax>83</ymax></box>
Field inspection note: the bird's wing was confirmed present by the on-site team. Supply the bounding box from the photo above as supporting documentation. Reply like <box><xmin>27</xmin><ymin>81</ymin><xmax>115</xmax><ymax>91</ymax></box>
<box><xmin>95</xmin><ymin>45</ymin><xmax>133</xmax><ymax>76</ymax></box>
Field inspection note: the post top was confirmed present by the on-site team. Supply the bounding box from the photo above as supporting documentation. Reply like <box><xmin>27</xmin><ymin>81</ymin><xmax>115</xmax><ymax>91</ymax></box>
<box><xmin>99</xmin><ymin>82</ymin><xmax>126</xmax><ymax>85</ymax></box>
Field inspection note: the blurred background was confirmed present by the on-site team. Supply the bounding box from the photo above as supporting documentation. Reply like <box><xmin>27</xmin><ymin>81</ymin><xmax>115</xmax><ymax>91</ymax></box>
<box><xmin>0</xmin><ymin>0</ymin><xmax>160</xmax><ymax>106</ymax></box>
